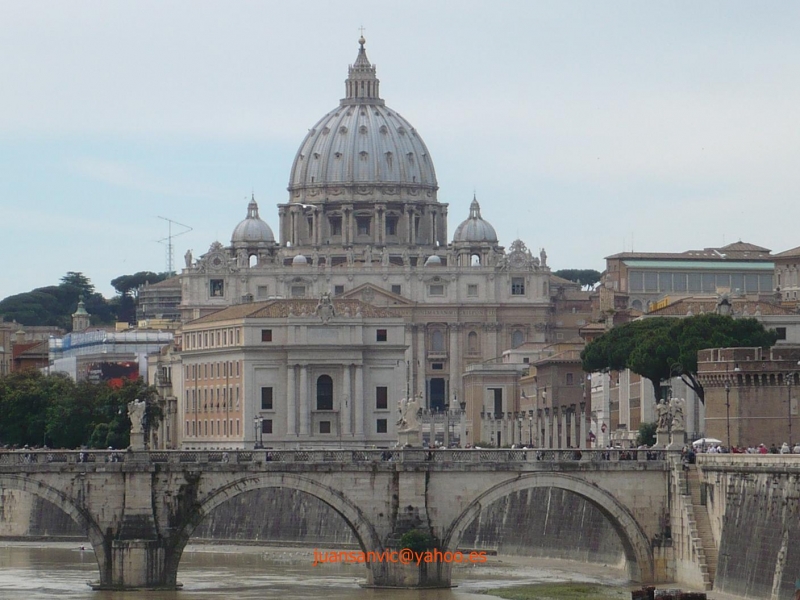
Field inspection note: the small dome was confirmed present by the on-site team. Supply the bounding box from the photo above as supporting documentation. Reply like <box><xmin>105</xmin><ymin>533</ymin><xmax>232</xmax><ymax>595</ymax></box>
<box><xmin>424</xmin><ymin>254</ymin><xmax>442</xmax><ymax>266</ymax></box>
<box><xmin>453</xmin><ymin>196</ymin><xmax>498</xmax><ymax>243</ymax></box>
<box><xmin>231</xmin><ymin>195</ymin><xmax>275</xmax><ymax>246</ymax></box>
<box><xmin>292</xmin><ymin>254</ymin><xmax>308</xmax><ymax>266</ymax></box>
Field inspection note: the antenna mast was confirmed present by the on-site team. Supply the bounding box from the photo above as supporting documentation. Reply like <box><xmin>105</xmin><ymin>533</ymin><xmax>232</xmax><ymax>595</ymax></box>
<box><xmin>157</xmin><ymin>217</ymin><xmax>193</xmax><ymax>275</ymax></box>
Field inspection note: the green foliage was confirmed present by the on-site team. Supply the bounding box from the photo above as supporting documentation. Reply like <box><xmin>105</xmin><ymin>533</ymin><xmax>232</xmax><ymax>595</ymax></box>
<box><xmin>111</xmin><ymin>272</ymin><xmax>168</xmax><ymax>297</ymax></box>
<box><xmin>0</xmin><ymin>370</ymin><xmax>161</xmax><ymax>449</ymax></box>
<box><xmin>637</xmin><ymin>422</ymin><xmax>657</xmax><ymax>447</ymax></box>
<box><xmin>582</xmin><ymin>314</ymin><xmax>778</xmax><ymax>404</ymax></box>
<box><xmin>399</xmin><ymin>529</ymin><xmax>434</xmax><ymax>553</ymax></box>
<box><xmin>553</xmin><ymin>269</ymin><xmax>602</xmax><ymax>288</ymax></box>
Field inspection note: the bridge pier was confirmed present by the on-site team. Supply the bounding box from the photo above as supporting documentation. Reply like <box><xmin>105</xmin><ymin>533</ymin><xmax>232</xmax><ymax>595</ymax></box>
<box><xmin>366</xmin><ymin>559</ymin><xmax>451</xmax><ymax>589</ymax></box>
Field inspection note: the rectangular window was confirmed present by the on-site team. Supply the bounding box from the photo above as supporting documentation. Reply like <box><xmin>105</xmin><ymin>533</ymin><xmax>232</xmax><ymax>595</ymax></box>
<box><xmin>776</xmin><ymin>327</ymin><xmax>787</xmax><ymax>340</ymax></box>
<box><xmin>673</xmin><ymin>272</ymin><xmax>687</xmax><ymax>292</ymax></box>
<box><xmin>210</xmin><ymin>279</ymin><xmax>224</xmax><ymax>297</ymax></box>
<box><xmin>261</xmin><ymin>329</ymin><xmax>273</xmax><ymax>342</ymax></box>
<box><xmin>376</xmin><ymin>329</ymin><xmax>387</xmax><ymax>342</ymax></box>
<box><xmin>759</xmin><ymin>274</ymin><xmax>773</xmax><ymax>292</ymax></box>
<box><xmin>715</xmin><ymin>274</ymin><xmax>730</xmax><ymax>290</ymax></box>
<box><xmin>730</xmin><ymin>273</ymin><xmax>744</xmax><ymax>293</ymax></box>
<box><xmin>385</xmin><ymin>216</ymin><xmax>398</xmax><ymax>236</ymax></box>
<box><xmin>261</xmin><ymin>387</ymin><xmax>273</xmax><ymax>410</ymax></box>
<box><xmin>701</xmin><ymin>273</ymin><xmax>716</xmax><ymax>293</ymax></box>
<box><xmin>376</xmin><ymin>386</ymin><xmax>388</xmax><ymax>409</ymax></box>
<box><xmin>467</xmin><ymin>284</ymin><xmax>479</xmax><ymax>297</ymax></box>
<box><xmin>431</xmin><ymin>363</ymin><xmax>444</xmax><ymax>370</ymax></box>
<box><xmin>330</xmin><ymin>217</ymin><xmax>342</xmax><ymax>236</ymax></box>
<box><xmin>356</xmin><ymin>216</ymin><xmax>371</xmax><ymax>236</ymax></box>
<box><xmin>566</xmin><ymin>373</ymin><xmax>574</xmax><ymax>385</ymax></box>
<box><xmin>257</xmin><ymin>285</ymin><xmax>268</xmax><ymax>299</ymax></box>
<box><xmin>688</xmin><ymin>273</ymin><xmax>701</xmax><ymax>292</ymax></box>
<box><xmin>334</xmin><ymin>285</ymin><xmax>345</xmax><ymax>296</ymax></box>
<box><xmin>511</xmin><ymin>277</ymin><xmax>525</xmax><ymax>295</ymax></box>
<box><xmin>429</xmin><ymin>284</ymin><xmax>445</xmax><ymax>296</ymax></box>
<box><xmin>391</xmin><ymin>284</ymin><xmax>402</xmax><ymax>295</ymax></box>
<box><xmin>291</xmin><ymin>285</ymin><xmax>306</xmax><ymax>298</ymax></box>
<box><xmin>745</xmin><ymin>274</ymin><xmax>759</xmax><ymax>293</ymax></box>
<box><xmin>658</xmin><ymin>272</ymin><xmax>672</xmax><ymax>292</ymax></box>
<box><xmin>629</xmin><ymin>271</ymin><xmax>644</xmax><ymax>292</ymax></box>
<box><xmin>376</xmin><ymin>419</ymin><xmax>388</xmax><ymax>434</ymax></box>
<box><xmin>643</xmin><ymin>272</ymin><xmax>658</xmax><ymax>292</ymax></box>
<box><xmin>319</xmin><ymin>421</ymin><xmax>331</xmax><ymax>434</ymax></box>
<box><xmin>263</xmin><ymin>419</ymin><xmax>273</xmax><ymax>435</ymax></box>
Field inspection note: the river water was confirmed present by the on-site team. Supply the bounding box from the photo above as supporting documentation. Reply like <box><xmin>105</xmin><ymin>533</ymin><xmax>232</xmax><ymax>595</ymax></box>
<box><xmin>0</xmin><ymin>542</ymin><xmax>635</xmax><ymax>600</ymax></box>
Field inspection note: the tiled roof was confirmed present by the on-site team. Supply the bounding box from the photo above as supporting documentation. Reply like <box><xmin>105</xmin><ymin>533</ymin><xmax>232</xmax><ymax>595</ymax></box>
<box><xmin>606</xmin><ymin>241</ymin><xmax>772</xmax><ymax>262</ymax></box>
<box><xmin>774</xmin><ymin>245</ymin><xmax>800</xmax><ymax>259</ymax></box>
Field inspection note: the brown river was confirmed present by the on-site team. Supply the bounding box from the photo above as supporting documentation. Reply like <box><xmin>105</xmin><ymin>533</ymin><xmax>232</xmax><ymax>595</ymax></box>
<box><xmin>0</xmin><ymin>542</ymin><xmax>637</xmax><ymax>600</ymax></box>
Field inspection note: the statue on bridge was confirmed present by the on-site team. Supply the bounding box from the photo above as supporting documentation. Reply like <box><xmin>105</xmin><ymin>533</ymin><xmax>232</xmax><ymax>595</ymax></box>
<box><xmin>128</xmin><ymin>399</ymin><xmax>147</xmax><ymax>450</ymax></box>
<box><xmin>669</xmin><ymin>397</ymin><xmax>685</xmax><ymax>432</ymax></box>
<box><xmin>656</xmin><ymin>400</ymin><xmax>671</xmax><ymax>433</ymax></box>
<box><xmin>396</xmin><ymin>394</ymin><xmax>423</xmax><ymax>447</ymax></box>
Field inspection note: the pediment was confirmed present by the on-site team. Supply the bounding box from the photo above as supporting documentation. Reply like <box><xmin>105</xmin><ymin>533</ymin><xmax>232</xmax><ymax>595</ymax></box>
<box><xmin>339</xmin><ymin>283</ymin><xmax>413</xmax><ymax>307</ymax></box>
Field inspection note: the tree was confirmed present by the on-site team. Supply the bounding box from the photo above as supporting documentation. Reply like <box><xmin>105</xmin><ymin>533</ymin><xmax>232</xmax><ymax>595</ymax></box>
<box><xmin>669</xmin><ymin>314</ymin><xmax>778</xmax><ymax>404</ymax></box>
<box><xmin>637</xmin><ymin>422</ymin><xmax>657</xmax><ymax>447</ymax></box>
<box><xmin>110</xmin><ymin>271</ymin><xmax>169</xmax><ymax>323</ymax></box>
<box><xmin>554</xmin><ymin>269</ymin><xmax>602</xmax><ymax>289</ymax></box>
<box><xmin>581</xmin><ymin>314</ymin><xmax>779</xmax><ymax>406</ymax></box>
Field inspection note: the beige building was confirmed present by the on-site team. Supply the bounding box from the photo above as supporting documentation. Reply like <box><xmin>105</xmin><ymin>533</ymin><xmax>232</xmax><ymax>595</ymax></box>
<box><xmin>697</xmin><ymin>346</ymin><xmax>800</xmax><ymax>449</ymax></box>
<box><xmin>176</xmin><ymin>36</ymin><xmax>563</xmax><ymax>445</ymax></box>
<box><xmin>604</xmin><ymin>241</ymin><xmax>775</xmax><ymax>312</ymax></box>
<box><xmin>176</xmin><ymin>298</ymin><xmax>406</xmax><ymax>449</ymax></box>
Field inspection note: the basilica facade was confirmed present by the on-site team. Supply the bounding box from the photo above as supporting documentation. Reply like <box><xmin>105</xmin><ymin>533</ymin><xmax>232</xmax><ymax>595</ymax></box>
<box><xmin>175</xmin><ymin>38</ymin><xmax>566</xmax><ymax>448</ymax></box>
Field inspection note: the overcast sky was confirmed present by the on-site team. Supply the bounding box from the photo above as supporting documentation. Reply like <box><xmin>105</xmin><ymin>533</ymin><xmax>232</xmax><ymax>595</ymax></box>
<box><xmin>2</xmin><ymin>1</ymin><xmax>799</xmax><ymax>301</ymax></box>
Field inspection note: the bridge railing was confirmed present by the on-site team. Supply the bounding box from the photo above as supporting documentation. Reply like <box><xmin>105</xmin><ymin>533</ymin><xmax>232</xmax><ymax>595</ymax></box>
<box><xmin>0</xmin><ymin>448</ymin><xmax>678</xmax><ymax>466</ymax></box>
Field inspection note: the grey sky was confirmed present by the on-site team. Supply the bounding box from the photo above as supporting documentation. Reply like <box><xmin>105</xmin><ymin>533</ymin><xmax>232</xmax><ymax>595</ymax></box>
<box><xmin>1</xmin><ymin>1</ymin><xmax>799</xmax><ymax>300</ymax></box>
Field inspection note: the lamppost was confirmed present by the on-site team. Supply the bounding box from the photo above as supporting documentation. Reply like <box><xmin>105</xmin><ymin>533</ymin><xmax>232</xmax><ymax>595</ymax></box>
<box><xmin>724</xmin><ymin>379</ymin><xmax>732</xmax><ymax>450</ymax></box>
<box><xmin>528</xmin><ymin>411</ymin><xmax>533</xmax><ymax>446</ymax></box>
<box><xmin>517</xmin><ymin>414</ymin><xmax>523</xmax><ymax>446</ymax></box>
<box><xmin>253</xmin><ymin>417</ymin><xmax>263</xmax><ymax>449</ymax></box>
<box><xmin>786</xmin><ymin>372</ymin><xmax>796</xmax><ymax>448</ymax></box>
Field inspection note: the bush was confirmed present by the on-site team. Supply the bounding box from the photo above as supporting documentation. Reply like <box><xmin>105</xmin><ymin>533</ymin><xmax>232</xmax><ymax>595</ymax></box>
<box><xmin>399</xmin><ymin>529</ymin><xmax>434</xmax><ymax>553</ymax></box>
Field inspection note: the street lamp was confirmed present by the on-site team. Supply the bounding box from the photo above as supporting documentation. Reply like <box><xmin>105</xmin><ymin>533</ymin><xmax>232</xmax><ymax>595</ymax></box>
<box><xmin>253</xmin><ymin>417</ymin><xmax>263</xmax><ymax>449</ymax></box>
<box><xmin>786</xmin><ymin>372</ymin><xmax>796</xmax><ymax>448</ymax></box>
<box><xmin>724</xmin><ymin>379</ymin><xmax>732</xmax><ymax>450</ymax></box>
<box><xmin>528</xmin><ymin>411</ymin><xmax>533</xmax><ymax>446</ymax></box>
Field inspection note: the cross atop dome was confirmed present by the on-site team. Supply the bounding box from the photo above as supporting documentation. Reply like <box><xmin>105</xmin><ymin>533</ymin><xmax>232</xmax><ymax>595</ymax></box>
<box><xmin>343</xmin><ymin>34</ymin><xmax>382</xmax><ymax>105</ymax></box>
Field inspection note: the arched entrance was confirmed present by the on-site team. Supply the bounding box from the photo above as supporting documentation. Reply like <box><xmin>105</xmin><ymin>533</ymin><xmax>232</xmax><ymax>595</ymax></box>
<box><xmin>0</xmin><ymin>474</ymin><xmax>108</xmax><ymax>583</ymax></box>
<box><xmin>165</xmin><ymin>473</ymin><xmax>382</xmax><ymax>581</ymax></box>
<box><xmin>442</xmin><ymin>473</ymin><xmax>655</xmax><ymax>582</ymax></box>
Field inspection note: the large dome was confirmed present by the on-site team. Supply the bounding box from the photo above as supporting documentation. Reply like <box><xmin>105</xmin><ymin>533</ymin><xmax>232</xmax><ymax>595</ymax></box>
<box><xmin>287</xmin><ymin>38</ymin><xmax>437</xmax><ymax>204</ymax></box>
<box><xmin>453</xmin><ymin>196</ymin><xmax>498</xmax><ymax>243</ymax></box>
<box><xmin>231</xmin><ymin>196</ymin><xmax>275</xmax><ymax>246</ymax></box>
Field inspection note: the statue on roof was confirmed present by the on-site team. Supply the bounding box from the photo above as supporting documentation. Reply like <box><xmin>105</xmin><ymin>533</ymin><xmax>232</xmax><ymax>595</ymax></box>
<box><xmin>184</xmin><ymin>249</ymin><xmax>193</xmax><ymax>268</ymax></box>
<box><xmin>315</xmin><ymin>292</ymin><xmax>336</xmax><ymax>324</ymax></box>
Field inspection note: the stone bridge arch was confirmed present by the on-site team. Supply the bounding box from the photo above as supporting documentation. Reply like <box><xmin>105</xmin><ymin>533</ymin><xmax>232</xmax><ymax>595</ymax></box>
<box><xmin>164</xmin><ymin>472</ymin><xmax>383</xmax><ymax>578</ymax></box>
<box><xmin>442</xmin><ymin>473</ymin><xmax>654</xmax><ymax>582</ymax></box>
<box><xmin>0</xmin><ymin>474</ymin><xmax>108</xmax><ymax>582</ymax></box>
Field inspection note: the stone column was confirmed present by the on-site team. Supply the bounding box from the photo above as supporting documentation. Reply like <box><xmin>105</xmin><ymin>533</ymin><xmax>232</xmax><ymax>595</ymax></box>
<box><xmin>544</xmin><ymin>408</ymin><xmax>551</xmax><ymax>448</ymax></box>
<box><xmin>536</xmin><ymin>410</ymin><xmax>543</xmax><ymax>447</ymax></box>
<box><xmin>579</xmin><ymin>402</ymin><xmax>587</xmax><ymax>449</ymax></box>
<box><xmin>355</xmin><ymin>364</ymin><xmax>364</xmax><ymax>437</ymax></box>
<box><xmin>561</xmin><ymin>408</ymin><xmax>568</xmax><ymax>449</ymax></box>
<box><xmin>341</xmin><ymin>365</ymin><xmax>351</xmax><ymax>436</ymax></box>
<box><xmin>552</xmin><ymin>407</ymin><xmax>560</xmax><ymax>448</ymax></box>
<box><xmin>416</xmin><ymin>325</ymin><xmax>426</xmax><ymax>399</ymax></box>
<box><xmin>569</xmin><ymin>405</ymin><xmax>577</xmax><ymax>449</ymax></box>
<box><xmin>287</xmin><ymin>365</ymin><xmax>296</xmax><ymax>436</ymax></box>
<box><xmin>449</xmin><ymin>323</ymin><xmax>461</xmax><ymax>405</ymax></box>
<box><xmin>299</xmin><ymin>365</ymin><xmax>309</xmax><ymax>436</ymax></box>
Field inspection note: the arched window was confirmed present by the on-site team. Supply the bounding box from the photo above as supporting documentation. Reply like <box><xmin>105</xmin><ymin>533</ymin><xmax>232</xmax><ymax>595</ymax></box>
<box><xmin>249</xmin><ymin>254</ymin><xmax>258</xmax><ymax>268</ymax></box>
<box><xmin>468</xmin><ymin>331</ymin><xmax>478</xmax><ymax>354</ymax></box>
<box><xmin>511</xmin><ymin>330</ymin><xmax>524</xmax><ymax>348</ymax></box>
<box><xmin>317</xmin><ymin>375</ymin><xmax>333</xmax><ymax>410</ymax></box>
<box><xmin>471</xmin><ymin>254</ymin><xmax>481</xmax><ymax>266</ymax></box>
<box><xmin>631</xmin><ymin>299</ymin><xmax>643</xmax><ymax>311</ymax></box>
<box><xmin>431</xmin><ymin>330</ymin><xmax>445</xmax><ymax>352</ymax></box>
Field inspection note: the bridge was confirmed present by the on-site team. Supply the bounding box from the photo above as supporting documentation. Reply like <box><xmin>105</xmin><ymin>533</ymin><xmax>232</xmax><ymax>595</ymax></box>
<box><xmin>0</xmin><ymin>448</ymin><xmax>676</xmax><ymax>590</ymax></box>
